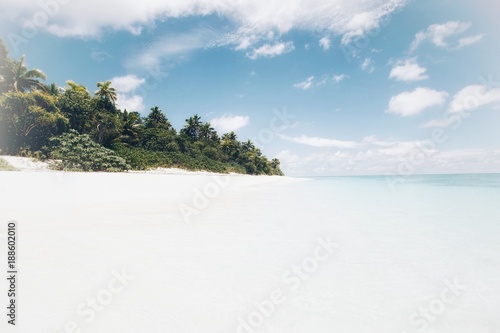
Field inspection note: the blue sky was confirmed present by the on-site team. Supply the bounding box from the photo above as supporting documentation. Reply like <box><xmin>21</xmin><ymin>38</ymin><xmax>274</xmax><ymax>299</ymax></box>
<box><xmin>1</xmin><ymin>0</ymin><xmax>499</xmax><ymax>176</ymax></box>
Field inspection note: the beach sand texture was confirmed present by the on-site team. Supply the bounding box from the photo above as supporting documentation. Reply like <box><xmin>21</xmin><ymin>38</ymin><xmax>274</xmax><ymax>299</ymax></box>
<box><xmin>1</xmin><ymin>169</ymin><xmax>499</xmax><ymax>332</ymax></box>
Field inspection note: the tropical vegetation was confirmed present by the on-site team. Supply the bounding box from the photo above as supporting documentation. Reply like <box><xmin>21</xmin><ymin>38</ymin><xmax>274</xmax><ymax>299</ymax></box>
<box><xmin>0</xmin><ymin>39</ymin><xmax>283</xmax><ymax>175</ymax></box>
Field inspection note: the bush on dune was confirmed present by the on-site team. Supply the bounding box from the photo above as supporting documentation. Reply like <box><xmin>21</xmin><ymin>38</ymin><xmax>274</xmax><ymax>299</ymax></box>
<box><xmin>114</xmin><ymin>145</ymin><xmax>246</xmax><ymax>174</ymax></box>
<box><xmin>48</xmin><ymin>130</ymin><xmax>130</xmax><ymax>172</ymax></box>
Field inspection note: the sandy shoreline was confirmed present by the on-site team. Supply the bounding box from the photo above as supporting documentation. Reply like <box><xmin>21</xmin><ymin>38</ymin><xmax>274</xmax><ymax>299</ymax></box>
<box><xmin>0</xmin><ymin>155</ymin><xmax>291</xmax><ymax>178</ymax></box>
<box><xmin>1</xmin><ymin>160</ymin><xmax>498</xmax><ymax>332</ymax></box>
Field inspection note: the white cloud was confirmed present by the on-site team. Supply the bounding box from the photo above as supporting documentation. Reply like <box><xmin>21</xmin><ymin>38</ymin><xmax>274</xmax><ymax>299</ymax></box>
<box><xmin>3</xmin><ymin>0</ymin><xmax>407</xmax><ymax>51</ymax></box>
<box><xmin>448</xmin><ymin>85</ymin><xmax>500</xmax><ymax>113</ymax></box>
<box><xmin>293</xmin><ymin>76</ymin><xmax>315</xmax><ymax>90</ymax></box>
<box><xmin>361</xmin><ymin>58</ymin><xmax>374</xmax><ymax>72</ymax></box>
<box><xmin>234</xmin><ymin>35</ymin><xmax>259</xmax><ymax>50</ymax></box>
<box><xmin>279</xmin><ymin>134</ymin><xmax>359</xmax><ymax>148</ymax></box>
<box><xmin>3</xmin><ymin>1</ymin><xmax>407</xmax><ymax>67</ymax></box>
<box><xmin>111</xmin><ymin>75</ymin><xmax>146</xmax><ymax>93</ymax></box>
<box><xmin>341</xmin><ymin>11</ymin><xmax>381</xmax><ymax>44</ymax></box>
<box><xmin>420</xmin><ymin>84</ymin><xmax>500</xmax><ymax>128</ymax></box>
<box><xmin>387</xmin><ymin>87</ymin><xmax>448</xmax><ymax>117</ymax></box>
<box><xmin>210</xmin><ymin>114</ymin><xmax>250</xmax><ymax>133</ymax></box>
<box><xmin>273</xmin><ymin>133</ymin><xmax>500</xmax><ymax>176</ymax></box>
<box><xmin>332</xmin><ymin>74</ymin><xmax>349</xmax><ymax>83</ymax></box>
<box><xmin>111</xmin><ymin>75</ymin><xmax>146</xmax><ymax>111</ymax></box>
<box><xmin>377</xmin><ymin>140</ymin><xmax>436</xmax><ymax>156</ymax></box>
<box><xmin>456</xmin><ymin>34</ymin><xmax>484</xmax><ymax>49</ymax></box>
<box><xmin>116</xmin><ymin>94</ymin><xmax>145</xmax><ymax>112</ymax></box>
<box><xmin>389</xmin><ymin>58</ymin><xmax>428</xmax><ymax>82</ymax></box>
<box><xmin>361</xmin><ymin>136</ymin><xmax>436</xmax><ymax>155</ymax></box>
<box><xmin>280</xmin><ymin>146</ymin><xmax>500</xmax><ymax>176</ymax></box>
<box><xmin>409</xmin><ymin>21</ymin><xmax>482</xmax><ymax>52</ymax></box>
<box><xmin>247</xmin><ymin>42</ymin><xmax>295</xmax><ymax>60</ymax></box>
<box><xmin>420</xmin><ymin>117</ymin><xmax>456</xmax><ymax>129</ymax></box>
<box><xmin>127</xmin><ymin>28</ymin><xmax>218</xmax><ymax>69</ymax></box>
<box><xmin>362</xmin><ymin>135</ymin><xmax>401</xmax><ymax>147</ymax></box>
<box><xmin>319</xmin><ymin>37</ymin><xmax>331</xmax><ymax>50</ymax></box>
<box><xmin>294</xmin><ymin>74</ymin><xmax>346</xmax><ymax>90</ymax></box>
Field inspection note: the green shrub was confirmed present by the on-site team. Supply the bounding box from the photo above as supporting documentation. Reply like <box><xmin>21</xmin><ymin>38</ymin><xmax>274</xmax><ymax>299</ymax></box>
<box><xmin>49</xmin><ymin>130</ymin><xmax>130</xmax><ymax>172</ymax></box>
<box><xmin>114</xmin><ymin>145</ymin><xmax>247</xmax><ymax>174</ymax></box>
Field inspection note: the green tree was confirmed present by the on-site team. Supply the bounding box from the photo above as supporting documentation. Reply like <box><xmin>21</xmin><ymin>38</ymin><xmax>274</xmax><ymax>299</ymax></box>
<box><xmin>57</xmin><ymin>81</ymin><xmax>94</xmax><ymax>133</ymax></box>
<box><xmin>94</xmin><ymin>81</ymin><xmax>117</xmax><ymax>114</ymax></box>
<box><xmin>0</xmin><ymin>39</ymin><xmax>9</xmax><ymax>92</ymax></box>
<box><xmin>181</xmin><ymin>114</ymin><xmax>202</xmax><ymax>140</ymax></box>
<box><xmin>241</xmin><ymin>139</ymin><xmax>255</xmax><ymax>153</ymax></box>
<box><xmin>91</xmin><ymin>102</ymin><xmax>121</xmax><ymax>147</ymax></box>
<box><xmin>117</xmin><ymin>110</ymin><xmax>143</xmax><ymax>147</ymax></box>
<box><xmin>67</xmin><ymin>80</ymin><xmax>88</xmax><ymax>93</ymax></box>
<box><xmin>220</xmin><ymin>131</ymin><xmax>240</xmax><ymax>161</ymax></box>
<box><xmin>270</xmin><ymin>158</ymin><xmax>283</xmax><ymax>175</ymax></box>
<box><xmin>90</xmin><ymin>81</ymin><xmax>120</xmax><ymax>146</ymax></box>
<box><xmin>144</xmin><ymin>106</ymin><xmax>172</xmax><ymax>130</ymax></box>
<box><xmin>199</xmin><ymin>122</ymin><xmax>217</xmax><ymax>141</ymax></box>
<box><xmin>0</xmin><ymin>91</ymin><xmax>68</xmax><ymax>153</ymax></box>
<box><xmin>2</xmin><ymin>56</ymin><xmax>47</xmax><ymax>93</ymax></box>
<box><xmin>271</xmin><ymin>158</ymin><xmax>280</xmax><ymax>170</ymax></box>
<box><xmin>142</xmin><ymin>127</ymin><xmax>179</xmax><ymax>152</ymax></box>
<box><xmin>94</xmin><ymin>81</ymin><xmax>117</xmax><ymax>105</ymax></box>
<box><xmin>45</xmin><ymin>82</ymin><xmax>62</xmax><ymax>96</ymax></box>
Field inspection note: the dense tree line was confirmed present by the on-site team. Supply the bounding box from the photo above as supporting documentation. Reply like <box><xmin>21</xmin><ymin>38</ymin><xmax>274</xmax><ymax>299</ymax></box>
<box><xmin>0</xmin><ymin>39</ymin><xmax>283</xmax><ymax>175</ymax></box>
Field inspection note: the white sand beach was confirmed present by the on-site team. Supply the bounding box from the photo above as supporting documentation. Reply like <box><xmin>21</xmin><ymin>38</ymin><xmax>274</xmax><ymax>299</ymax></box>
<box><xmin>1</xmin><ymin>166</ymin><xmax>499</xmax><ymax>333</ymax></box>
<box><xmin>1</xmin><ymin>156</ymin><xmax>54</xmax><ymax>172</ymax></box>
<box><xmin>0</xmin><ymin>156</ymin><xmax>245</xmax><ymax>176</ymax></box>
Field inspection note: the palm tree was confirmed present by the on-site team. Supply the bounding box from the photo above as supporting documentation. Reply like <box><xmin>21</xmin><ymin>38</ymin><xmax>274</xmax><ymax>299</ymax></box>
<box><xmin>271</xmin><ymin>158</ymin><xmax>280</xmax><ymax>169</ymax></box>
<box><xmin>144</xmin><ymin>106</ymin><xmax>171</xmax><ymax>129</ymax></box>
<box><xmin>220</xmin><ymin>131</ymin><xmax>238</xmax><ymax>155</ymax></box>
<box><xmin>199</xmin><ymin>122</ymin><xmax>216</xmax><ymax>141</ymax></box>
<box><xmin>45</xmin><ymin>82</ymin><xmax>63</xmax><ymax>96</ymax></box>
<box><xmin>0</xmin><ymin>39</ymin><xmax>8</xmax><ymax>91</ymax></box>
<box><xmin>242</xmin><ymin>139</ymin><xmax>256</xmax><ymax>153</ymax></box>
<box><xmin>182</xmin><ymin>114</ymin><xmax>202</xmax><ymax>139</ymax></box>
<box><xmin>0</xmin><ymin>39</ymin><xmax>7</xmax><ymax>64</ymax></box>
<box><xmin>222</xmin><ymin>131</ymin><xmax>237</xmax><ymax>142</ymax></box>
<box><xmin>118</xmin><ymin>110</ymin><xmax>143</xmax><ymax>146</ymax></box>
<box><xmin>58</xmin><ymin>81</ymin><xmax>93</xmax><ymax>133</ymax></box>
<box><xmin>67</xmin><ymin>80</ymin><xmax>88</xmax><ymax>92</ymax></box>
<box><xmin>94</xmin><ymin>81</ymin><xmax>117</xmax><ymax>105</ymax></box>
<box><xmin>3</xmin><ymin>55</ymin><xmax>47</xmax><ymax>92</ymax></box>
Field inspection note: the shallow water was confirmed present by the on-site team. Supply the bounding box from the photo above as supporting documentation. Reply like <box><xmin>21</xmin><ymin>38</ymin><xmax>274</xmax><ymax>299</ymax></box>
<box><xmin>1</xmin><ymin>172</ymin><xmax>499</xmax><ymax>332</ymax></box>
